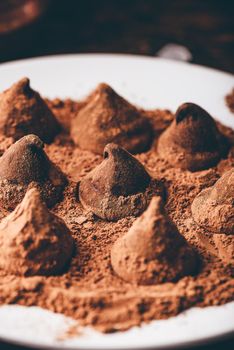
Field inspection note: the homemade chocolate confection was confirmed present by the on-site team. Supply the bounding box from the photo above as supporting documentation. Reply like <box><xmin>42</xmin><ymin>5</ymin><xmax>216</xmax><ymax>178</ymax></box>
<box><xmin>192</xmin><ymin>168</ymin><xmax>234</xmax><ymax>234</ymax></box>
<box><xmin>79</xmin><ymin>143</ymin><xmax>161</xmax><ymax>220</ymax></box>
<box><xmin>71</xmin><ymin>83</ymin><xmax>153</xmax><ymax>155</ymax></box>
<box><xmin>196</xmin><ymin>231</ymin><xmax>234</xmax><ymax>266</ymax></box>
<box><xmin>0</xmin><ymin>188</ymin><xmax>74</xmax><ymax>276</ymax></box>
<box><xmin>157</xmin><ymin>103</ymin><xmax>228</xmax><ymax>171</ymax></box>
<box><xmin>0</xmin><ymin>134</ymin><xmax>67</xmax><ymax>210</ymax></box>
<box><xmin>0</xmin><ymin>79</ymin><xmax>233</xmax><ymax>333</ymax></box>
<box><xmin>0</xmin><ymin>78</ymin><xmax>60</xmax><ymax>143</ymax></box>
<box><xmin>111</xmin><ymin>197</ymin><xmax>198</xmax><ymax>285</ymax></box>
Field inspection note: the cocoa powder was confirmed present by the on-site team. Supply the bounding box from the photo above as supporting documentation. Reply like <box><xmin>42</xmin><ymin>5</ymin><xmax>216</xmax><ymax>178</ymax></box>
<box><xmin>0</xmin><ymin>83</ymin><xmax>233</xmax><ymax>333</ymax></box>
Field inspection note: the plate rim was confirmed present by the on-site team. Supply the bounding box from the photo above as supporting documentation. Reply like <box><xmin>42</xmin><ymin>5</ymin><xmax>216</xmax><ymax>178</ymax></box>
<box><xmin>0</xmin><ymin>52</ymin><xmax>233</xmax><ymax>79</ymax></box>
<box><xmin>0</xmin><ymin>304</ymin><xmax>234</xmax><ymax>350</ymax></box>
<box><xmin>0</xmin><ymin>330</ymin><xmax>233</xmax><ymax>350</ymax></box>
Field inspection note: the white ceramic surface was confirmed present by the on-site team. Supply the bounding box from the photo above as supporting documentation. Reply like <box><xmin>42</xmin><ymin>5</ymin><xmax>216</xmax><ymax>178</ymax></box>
<box><xmin>0</xmin><ymin>54</ymin><xmax>233</xmax><ymax>350</ymax></box>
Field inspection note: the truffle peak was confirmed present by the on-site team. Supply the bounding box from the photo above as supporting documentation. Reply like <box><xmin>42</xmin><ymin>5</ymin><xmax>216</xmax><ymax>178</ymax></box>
<box><xmin>71</xmin><ymin>83</ymin><xmax>153</xmax><ymax>154</ymax></box>
<box><xmin>192</xmin><ymin>168</ymin><xmax>234</xmax><ymax>234</ymax></box>
<box><xmin>79</xmin><ymin>143</ymin><xmax>153</xmax><ymax>220</ymax></box>
<box><xmin>0</xmin><ymin>134</ymin><xmax>67</xmax><ymax>209</ymax></box>
<box><xmin>0</xmin><ymin>77</ymin><xmax>60</xmax><ymax>143</ymax></box>
<box><xmin>175</xmin><ymin>103</ymin><xmax>213</xmax><ymax>124</ymax></box>
<box><xmin>102</xmin><ymin>143</ymin><xmax>151</xmax><ymax>196</ymax></box>
<box><xmin>11</xmin><ymin>77</ymin><xmax>31</xmax><ymax>94</ymax></box>
<box><xmin>0</xmin><ymin>188</ymin><xmax>73</xmax><ymax>276</ymax></box>
<box><xmin>93</xmin><ymin>82</ymin><xmax>115</xmax><ymax>95</ymax></box>
<box><xmin>157</xmin><ymin>102</ymin><xmax>228</xmax><ymax>171</ymax></box>
<box><xmin>111</xmin><ymin>196</ymin><xmax>198</xmax><ymax>285</ymax></box>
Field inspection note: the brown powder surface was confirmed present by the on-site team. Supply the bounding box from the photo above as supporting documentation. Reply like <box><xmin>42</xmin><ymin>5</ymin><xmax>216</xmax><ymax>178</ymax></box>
<box><xmin>0</xmin><ymin>99</ymin><xmax>233</xmax><ymax>333</ymax></box>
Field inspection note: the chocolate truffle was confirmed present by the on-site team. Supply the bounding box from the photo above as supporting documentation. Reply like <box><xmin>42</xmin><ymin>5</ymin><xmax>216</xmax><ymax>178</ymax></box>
<box><xmin>111</xmin><ymin>196</ymin><xmax>198</xmax><ymax>285</ymax></box>
<box><xmin>71</xmin><ymin>83</ymin><xmax>153</xmax><ymax>154</ymax></box>
<box><xmin>157</xmin><ymin>103</ymin><xmax>228</xmax><ymax>171</ymax></box>
<box><xmin>192</xmin><ymin>168</ymin><xmax>234</xmax><ymax>234</ymax></box>
<box><xmin>0</xmin><ymin>134</ymin><xmax>67</xmax><ymax>210</ymax></box>
<box><xmin>0</xmin><ymin>188</ymin><xmax>74</xmax><ymax>276</ymax></box>
<box><xmin>0</xmin><ymin>78</ymin><xmax>60</xmax><ymax>143</ymax></box>
<box><xmin>78</xmin><ymin>143</ymin><xmax>156</xmax><ymax>221</ymax></box>
<box><xmin>196</xmin><ymin>231</ymin><xmax>234</xmax><ymax>265</ymax></box>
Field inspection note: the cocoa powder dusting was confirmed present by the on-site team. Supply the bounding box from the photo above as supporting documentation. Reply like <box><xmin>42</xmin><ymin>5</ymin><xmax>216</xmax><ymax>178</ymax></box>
<box><xmin>0</xmin><ymin>80</ymin><xmax>233</xmax><ymax>333</ymax></box>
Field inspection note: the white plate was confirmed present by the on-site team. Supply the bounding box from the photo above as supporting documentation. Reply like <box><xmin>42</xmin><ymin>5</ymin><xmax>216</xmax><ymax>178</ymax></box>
<box><xmin>0</xmin><ymin>54</ymin><xmax>233</xmax><ymax>350</ymax></box>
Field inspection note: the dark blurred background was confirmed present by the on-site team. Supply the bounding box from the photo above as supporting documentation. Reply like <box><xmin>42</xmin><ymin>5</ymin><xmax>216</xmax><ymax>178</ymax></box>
<box><xmin>0</xmin><ymin>0</ymin><xmax>234</xmax><ymax>73</ymax></box>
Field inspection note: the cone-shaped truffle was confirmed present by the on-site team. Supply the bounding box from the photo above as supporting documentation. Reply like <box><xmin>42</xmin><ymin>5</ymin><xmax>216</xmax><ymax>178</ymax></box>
<box><xmin>111</xmin><ymin>197</ymin><xmax>198</xmax><ymax>285</ymax></box>
<box><xmin>0</xmin><ymin>188</ymin><xmax>74</xmax><ymax>276</ymax></box>
<box><xmin>0</xmin><ymin>78</ymin><xmax>60</xmax><ymax>143</ymax></box>
<box><xmin>79</xmin><ymin>143</ymin><xmax>154</xmax><ymax>220</ymax></box>
<box><xmin>157</xmin><ymin>103</ymin><xmax>228</xmax><ymax>171</ymax></box>
<box><xmin>196</xmin><ymin>231</ymin><xmax>234</xmax><ymax>265</ymax></box>
<box><xmin>192</xmin><ymin>168</ymin><xmax>234</xmax><ymax>234</ymax></box>
<box><xmin>71</xmin><ymin>83</ymin><xmax>153</xmax><ymax>154</ymax></box>
<box><xmin>0</xmin><ymin>134</ymin><xmax>67</xmax><ymax>210</ymax></box>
